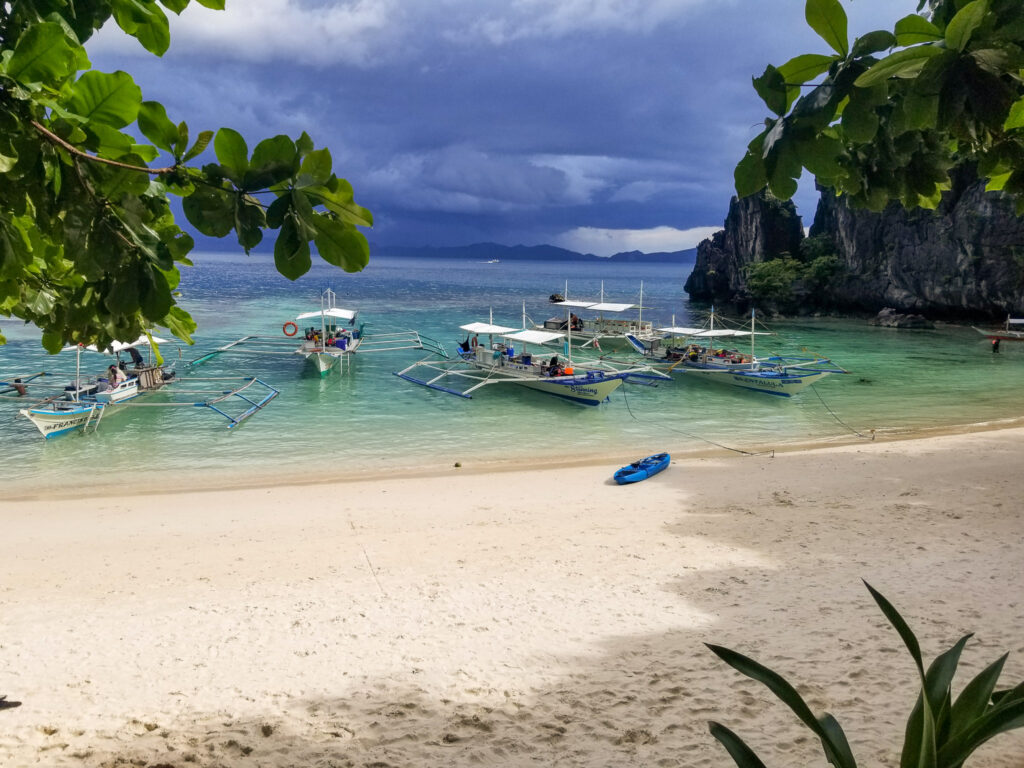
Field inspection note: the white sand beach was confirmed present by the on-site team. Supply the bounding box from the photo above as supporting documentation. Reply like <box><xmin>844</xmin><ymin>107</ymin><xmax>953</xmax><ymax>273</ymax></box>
<box><xmin>1</xmin><ymin>427</ymin><xmax>1023</xmax><ymax>767</ymax></box>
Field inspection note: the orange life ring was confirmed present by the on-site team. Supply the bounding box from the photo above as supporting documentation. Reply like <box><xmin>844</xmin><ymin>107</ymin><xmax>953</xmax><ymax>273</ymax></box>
<box><xmin>283</xmin><ymin>321</ymin><xmax>298</xmax><ymax>337</ymax></box>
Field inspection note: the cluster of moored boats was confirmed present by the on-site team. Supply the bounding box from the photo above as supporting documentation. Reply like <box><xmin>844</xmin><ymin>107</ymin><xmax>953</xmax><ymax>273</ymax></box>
<box><xmin>2</xmin><ymin>285</ymin><xmax>853</xmax><ymax>440</ymax></box>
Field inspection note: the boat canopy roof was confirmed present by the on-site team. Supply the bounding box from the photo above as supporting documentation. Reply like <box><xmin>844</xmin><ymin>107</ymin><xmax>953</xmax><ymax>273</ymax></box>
<box><xmin>460</xmin><ymin>322</ymin><xmax>518</xmax><ymax>335</ymax></box>
<box><xmin>296</xmin><ymin>307</ymin><xmax>357</xmax><ymax>322</ymax></box>
<box><xmin>554</xmin><ymin>300</ymin><xmax>636</xmax><ymax>312</ymax></box>
<box><xmin>1009</xmin><ymin>318</ymin><xmax>1024</xmax><ymax>325</ymax></box>
<box><xmin>63</xmin><ymin>335</ymin><xmax>169</xmax><ymax>353</ymax></box>
<box><xmin>504</xmin><ymin>329</ymin><xmax>564</xmax><ymax>345</ymax></box>
<box><xmin>587</xmin><ymin>302</ymin><xmax>635</xmax><ymax>312</ymax></box>
<box><xmin>658</xmin><ymin>326</ymin><xmax>705</xmax><ymax>335</ymax></box>
<box><xmin>691</xmin><ymin>328</ymin><xmax>769</xmax><ymax>338</ymax></box>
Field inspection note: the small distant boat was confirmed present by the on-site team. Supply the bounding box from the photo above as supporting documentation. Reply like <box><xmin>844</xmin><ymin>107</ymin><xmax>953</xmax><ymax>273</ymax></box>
<box><xmin>189</xmin><ymin>288</ymin><xmax>446</xmax><ymax>377</ymax></box>
<box><xmin>973</xmin><ymin>315</ymin><xmax>1024</xmax><ymax>341</ymax></box>
<box><xmin>614</xmin><ymin>453</ymin><xmax>670</xmax><ymax>484</ymax></box>
<box><xmin>540</xmin><ymin>281</ymin><xmax>659</xmax><ymax>352</ymax></box>
<box><xmin>480</xmin><ymin>259</ymin><xmax>500</xmax><ymax>264</ymax></box>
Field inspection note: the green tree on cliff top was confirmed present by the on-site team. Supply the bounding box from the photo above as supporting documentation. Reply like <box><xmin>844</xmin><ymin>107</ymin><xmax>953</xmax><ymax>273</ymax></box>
<box><xmin>736</xmin><ymin>0</ymin><xmax>1024</xmax><ymax>214</ymax></box>
<box><xmin>0</xmin><ymin>1</ymin><xmax>372</xmax><ymax>352</ymax></box>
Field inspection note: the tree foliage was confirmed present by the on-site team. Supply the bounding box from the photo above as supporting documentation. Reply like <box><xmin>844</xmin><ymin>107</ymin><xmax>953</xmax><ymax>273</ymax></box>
<box><xmin>0</xmin><ymin>1</ymin><xmax>373</xmax><ymax>352</ymax></box>
<box><xmin>736</xmin><ymin>0</ymin><xmax>1024</xmax><ymax>215</ymax></box>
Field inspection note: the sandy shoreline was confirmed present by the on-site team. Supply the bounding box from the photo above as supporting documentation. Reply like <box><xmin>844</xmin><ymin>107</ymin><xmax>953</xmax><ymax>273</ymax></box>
<box><xmin>2</xmin><ymin>427</ymin><xmax>1023</xmax><ymax>766</ymax></box>
<box><xmin>7</xmin><ymin>414</ymin><xmax>1024</xmax><ymax>503</ymax></box>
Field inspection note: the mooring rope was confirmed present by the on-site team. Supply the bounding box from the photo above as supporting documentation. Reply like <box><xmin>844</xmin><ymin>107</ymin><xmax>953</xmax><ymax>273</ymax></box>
<box><xmin>619</xmin><ymin>382</ymin><xmax>775</xmax><ymax>458</ymax></box>
<box><xmin>810</xmin><ymin>383</ymin><xmax>874</xmax><ymax>440</ymax></box>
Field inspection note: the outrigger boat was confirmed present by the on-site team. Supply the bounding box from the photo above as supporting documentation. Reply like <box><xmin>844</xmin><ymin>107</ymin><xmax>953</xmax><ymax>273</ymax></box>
<box><xmin>190</xmin><ymin>288</ymin><xmax>447</xmax><ymax>376</ymax></box>
<box><xmin>973</xmin><ymin>315</ymin><xmax>1024</xmax><ymax>341</ymax></box>
<box><xmin>624</xmin><ymin>308</ymin><xmax>847</xmax><ymax>397</ymax></box>
<box><xmin>538</xmin><ymin>281</ymin><xmax>658</xmax><ymax>351</ymax></box>
<box><xmin>395</xmin><ymin>307</ymin><xmax>668</xmax><ymax>406</ymax></box>
<box><xmin>2</xmin><ymin>336</ymin><xmax>279</xmax><ymax>439</ymax></box>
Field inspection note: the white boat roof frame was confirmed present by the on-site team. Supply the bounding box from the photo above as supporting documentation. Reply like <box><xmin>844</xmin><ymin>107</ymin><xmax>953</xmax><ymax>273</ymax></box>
<box><xmin>554</xmin><ymin>300</ymin><xmax>636</xmax><ymax>313</ymax></box>
<box><xmin>296</xmin><ymin>307</ymin><xmax>357</xmax><ymax>322</ymax></box>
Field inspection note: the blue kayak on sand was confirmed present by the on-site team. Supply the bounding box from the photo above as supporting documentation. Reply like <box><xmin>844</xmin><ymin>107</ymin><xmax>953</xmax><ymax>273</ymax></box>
<box><xmin>614</xmin><ymin>453</ymin><xmax>670</xmax><ymax>485</ymax></box>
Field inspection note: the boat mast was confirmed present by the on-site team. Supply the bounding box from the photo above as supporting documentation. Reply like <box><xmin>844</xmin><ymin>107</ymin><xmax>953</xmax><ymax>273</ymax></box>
<box><xmin>639</xmin><ymin>281</ymin><xmax>643</xmax><ymax>327</ymax></box>
<box><xmin>751</xmin><ymin>308</ymin><xmax>756</xmax><ymax>361</ymax></box>
<box><xmin>74</xmin><ymin>344</ymin><xmax>81</xmax><ymax>401</ymax></box>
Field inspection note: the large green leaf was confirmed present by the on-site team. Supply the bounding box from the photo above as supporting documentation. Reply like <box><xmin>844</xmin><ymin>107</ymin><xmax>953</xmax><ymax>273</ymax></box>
<box><xmin>779</xmin><ymin>53</ymin><xmax>837</xmax><ymax>87</ymax></box>
<box><xmin>6</xmin><ymin>22</ymin><xmax>79</xmax><ymax>84</ymax></box>
<box><xmin>243</xmin><ymin>135</ymin><xmax>298</xmax><ymax>190</ymax></box>
<box><xmin>313</xmin><ymin>215</ymin><xmax>369</xmax><ymax>273</ymax></box>
<box><xmin>705</xmin><ymin>643</ymin><xmax>856</xmax><ymax>766</ymax></box>
<box><xmin>234</xmin><ymin>194</ymin><xmax>266</xmax><ymax>253</ymax></box>
<box><xmin>296</xmin><ymin>148</ymin><xmax>333</xmax><ymax>188</ymax></box>
<box><xmin>708</xmin><ymin>722</ymin><xmax>769</xmax><ymax>768</ymax></box>
<box><xmin>801</xmin><ymin>134</ymin><xmax>845</xmax><ymax>178</ymax></box>
<box><xmin>894</xmin><ymin>14</ymin><xmax>943</xmax><ymax>46</ymax></box>
<box><xmin>182</xmin><ymin>183</ymin><xmax>235</xmax><ymax>237</ymax></box>
<box><xmin>182</xmin><ymin>129</ymin><xmax>213</xmax><ymax>162</ymax></box>
<box><xmin>162</xmin><ymin>305</ymin><xmax>196</xmax><ymax>344</ymax></box>
<box><xmin>842</xmin><ymin>94</ymin><xmax>880</xmax><ymax>143</ymax></box>
<box><xmin>274</xmin><ymin>215</ymin><xmax>312</xmax><ymax>280</ymax></box>
<box><xmin>1003</xmin><ymin>97</ymin><xmax>1024</xmax><ymax>131</ymax></box>
<box><xmin>753</xmin><ymin>65</ymin><xmax>791</xmax><ymax>117</ymax></box>
<box><xmin>851</xmin><ymin>30</ymin><xmax>897</xmax><ymax>58</ymax></box>
<box><xmin>67</xmin><ymin>70</ymin><xmax>142</xmax><ymax>129</ymax></box>
<box><xmin>308</xmin><ymin>179</ymin><xmax>374</xmax><ymax>227</ymax></box>
<box><xmin>945</xmin><ymin>0</ymin><xmax>988</xmax><ymax>52</ymax></box>
<box><xmin>937</xmin><ymin>698</ymin><xmax>1024</xmax><ymax>765</ymax></box>
<box><xmin>735</xmin><ymin>150</ymin><xmax>768</xmax><ymax>198</ymax></box>
<box><xmin>138</xmin><ymin>101</ymin><xmax>179</xmax><ymax>152</ymax></box>
<box><xmin>855</xmin><ymin>46</ymin><xmax>945</xmax><ymax>87</ymax></box>
<box><xmin>948</xmin><ymin>654</ymin><xmax>1008</xmax><ymax>739</ymax></box>
<box><xmin>112</xmin><ymin>0</ymin><xmax>171</xmax><ymax>56</ymax></box>
<box><xmin>806</xmin><ymin>0</ymin><xmax>849</xmax><ymax>57</ymax></box>
<box><xmin>214</xmin><ymin>127</ymin><xmax>249</xmax><ymax>184</ymax></box>
<box><xmin>864</xmin><ymin>582</ymin><xmax>925</xmax><ymax>677</ymax></box>
<box><xmin>160</xmin><ymin>0</ymin><xmax>190</xmax><ymax>13</ymax></box>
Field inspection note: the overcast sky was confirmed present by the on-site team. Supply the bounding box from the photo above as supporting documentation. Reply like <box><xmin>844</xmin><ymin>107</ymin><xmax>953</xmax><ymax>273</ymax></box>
<box><xmin>91</xmin><ymin>0</ymin><xmax>906</xmax><ymax>256</ymax></box>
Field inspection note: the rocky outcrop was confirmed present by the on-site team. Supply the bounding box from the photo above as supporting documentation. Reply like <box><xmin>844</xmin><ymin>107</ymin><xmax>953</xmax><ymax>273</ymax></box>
<box><xmin>686</xmin><ymin>170</ymin><xmax>1024</xmax><ymax>319</ymax></box>
<box><xmin>684</xmin><ymin>192</ymin><xmax>803</xmax><ymax>303</ymax></box>
<box><xmin>867</xmin><ymin>308</ymin><xmax>935</xmax><ymax>329</ymax></box>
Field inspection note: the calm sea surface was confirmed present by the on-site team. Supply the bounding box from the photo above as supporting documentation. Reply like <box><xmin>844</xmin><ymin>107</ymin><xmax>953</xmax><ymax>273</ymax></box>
<box><xmin>2</xmin><ymin>252</ymin><xmax>1022</xmax><ymax>497</ymax></box>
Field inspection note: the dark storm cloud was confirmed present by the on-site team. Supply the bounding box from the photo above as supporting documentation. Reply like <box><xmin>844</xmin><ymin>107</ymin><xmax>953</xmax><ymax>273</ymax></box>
<box><xmin>90</xmin><ymin>0</ymin><xmax>904</xmax><ymax>254</ymax></box>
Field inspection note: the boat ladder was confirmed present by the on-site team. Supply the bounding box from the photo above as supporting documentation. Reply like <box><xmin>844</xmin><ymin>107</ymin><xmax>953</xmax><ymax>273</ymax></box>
<box><xmin>84</xmin><ymin>403</ymin><xmax>104</xmax><ymax>433</ymax></box>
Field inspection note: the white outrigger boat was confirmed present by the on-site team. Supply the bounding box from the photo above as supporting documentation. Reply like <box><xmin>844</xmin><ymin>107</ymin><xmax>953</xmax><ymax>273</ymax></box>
<box><xmin>190</xmin><ymin>288</ymin><xmax>446</xmax><ymax>376</ymax></box>
<box><xmin>2</xmin><ymin>336</ymin><xmax>279</xmax><ymax>439</ymax></box>
<box><xmin>973</xmin><ymin>315</ymin><xmax>1024</xmax><ymax>341</ymax></box>
<box><xmin>624</xmin><ymin>309</ymin><xmax>847</xmax><ymax>397</ymax></box>
<box><xmin>395</xmin><ymin>307</ymin><xmax>668</xmax><ymax>406</ymax></box>
<box><xmin>539</xmin><ymin>282</ymin><xmax>658</xmax><ymax>351</ymax></box>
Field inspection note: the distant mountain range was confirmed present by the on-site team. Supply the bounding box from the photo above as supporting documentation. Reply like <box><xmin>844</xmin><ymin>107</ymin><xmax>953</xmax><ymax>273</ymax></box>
<box><xmin>372</xmin><ymin>242</ymin><xmax>696</xmax><ymax>263</ymax></box>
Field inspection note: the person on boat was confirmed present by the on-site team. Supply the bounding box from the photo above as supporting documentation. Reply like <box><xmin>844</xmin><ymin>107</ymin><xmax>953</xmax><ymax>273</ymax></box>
<box><xmin>126</xmin><ymin>346</ymin><xmax>144</xmax><ymax>368</ymax></box>
<box><xmin>105</xmin><ymin>364</ymin><xmax>126</xmax><ymax>389</ymax></box>
<box><xmin>570</xmin><ymin>313</ymin><xmax>582</xmax><ymax>331</ymax></box>
<box><xmin>471</xmin><ymin>335</ymin><xmax>479</xmax><ymax>350</ymax></box>
<box><xmin>992</xmin><ymin>338</ymin><xmax>1001</xmax><ymax>353</ymax></box>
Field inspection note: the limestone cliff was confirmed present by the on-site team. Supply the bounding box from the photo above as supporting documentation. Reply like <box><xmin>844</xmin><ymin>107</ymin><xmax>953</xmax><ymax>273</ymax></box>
<box><xmin>685</xmin><ymin>172</ymin><xmax>1024</xmax><ymax>319</ymax></box>
<box><xmin>683</xmin><ymin>192</ymin><xmax>803</xmax><ymax>304</ymax></box>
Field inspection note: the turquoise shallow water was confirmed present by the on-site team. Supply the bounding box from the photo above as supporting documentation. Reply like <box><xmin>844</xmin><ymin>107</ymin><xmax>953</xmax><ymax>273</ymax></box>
<box><xmin>2</xmin><ymin>252</ymin><xmax>1023</xmax><ymax>497</ymax></box>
